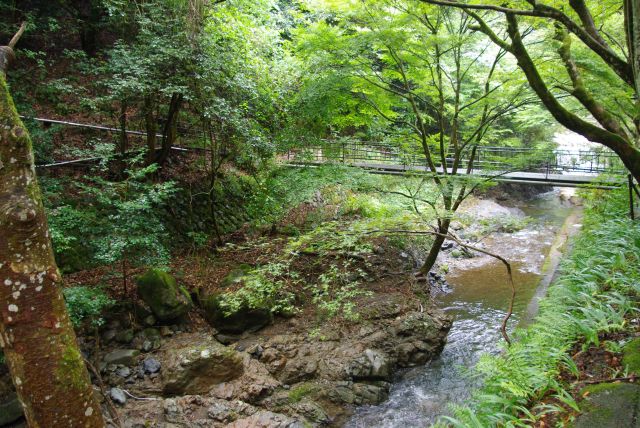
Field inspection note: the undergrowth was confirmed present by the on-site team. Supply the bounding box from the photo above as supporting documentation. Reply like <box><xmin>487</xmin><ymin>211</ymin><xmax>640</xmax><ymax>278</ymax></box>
<box><xmin>439</xmin><ymin>188</ymin><xmax>640</xmax><ymax>427</ymax></box>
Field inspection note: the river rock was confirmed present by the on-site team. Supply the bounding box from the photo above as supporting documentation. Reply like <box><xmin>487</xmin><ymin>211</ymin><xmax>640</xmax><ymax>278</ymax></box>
<box><xmin>0</xmin><ymin>393</ymin><xmax>23</xmax><ymax>426</ymax></box>
<box><xmin>136</xmin><ymin>269</ymin><xmax>192</xmax><ymax>322</ymax></box>
<box><xmin>116</xmin><ymin>367</ymin><xmax>131</xmax><ymax>378</ymax></box>
<box><xmin>103</xmin><ymin>349</ymin><xmax>140</xmax><ymax>366</ymax></box>
<box><xmin>143</xmin><ymin>357</ymin><xmax>161</xmax><ymax>374</ymax></box>
<box><xmin>160</xmin><ymin>334</ymin><xmax>244</xmax><ymax>395</ymax></box>
<box><xmin>110</xmin><ymin>387</ymin><xmax>127</xmax><ymax>405</ymax></box>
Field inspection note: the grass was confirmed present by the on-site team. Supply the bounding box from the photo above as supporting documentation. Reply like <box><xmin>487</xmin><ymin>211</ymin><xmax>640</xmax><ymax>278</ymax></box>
<box><xmin>439</xmin><ymin>188</ymin><xmax>640</xmax><ymax>427</ymax></box>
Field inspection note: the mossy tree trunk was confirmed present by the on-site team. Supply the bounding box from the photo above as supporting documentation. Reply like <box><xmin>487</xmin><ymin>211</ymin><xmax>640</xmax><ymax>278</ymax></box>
<box><xmin>0</xmin><ymin>31</ymin><xmax>105</xmax><ymax>427</ymax></box>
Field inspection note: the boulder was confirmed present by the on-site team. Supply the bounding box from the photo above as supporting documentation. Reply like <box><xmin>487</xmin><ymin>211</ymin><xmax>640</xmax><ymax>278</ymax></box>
<box><xmin>200</xmin><ymin>293</ymin><xmax>272</xmax><ymax>334</ymax></box>
<box><xmin>103</xmin><ymin>349</ymin><xmax>140</xmax><ymax>366</ymax></box>
<box><xmin>228</xmin><ymin>411</ymin><xmax>301</xmax><ymax>428</ymax></box>
<box><xmin>161</xmin><ymin>336</ymin><xmax>244</xmax><ymax>395</ymax></box>
<box><xmin>136</xmin><ymin>269</ymin><xmax>192</xmax><ymax>322</ymax></box>
<box><xmin>0</xmin><ymin>393</ymin><xmax>23</xmax><ymax>426</ymax></box>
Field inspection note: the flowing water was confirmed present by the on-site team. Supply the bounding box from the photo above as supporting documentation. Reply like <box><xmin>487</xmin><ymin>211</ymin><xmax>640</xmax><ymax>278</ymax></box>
<box><xmin>347</xmin><ymin>191</ymin><xmax>577</xmax><ymax>427</ymax></box>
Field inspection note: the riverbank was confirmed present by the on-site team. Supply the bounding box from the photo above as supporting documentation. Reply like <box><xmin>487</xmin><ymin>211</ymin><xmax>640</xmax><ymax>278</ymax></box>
<box><xmin>348</xmin><ymin>188</ymin><xmax>580</xmax><ymax>426</ymax></box>
<box><xmin>442</xmin><ymin>188</ymin><xmax>640</xmax><ymax>427</ymax></box>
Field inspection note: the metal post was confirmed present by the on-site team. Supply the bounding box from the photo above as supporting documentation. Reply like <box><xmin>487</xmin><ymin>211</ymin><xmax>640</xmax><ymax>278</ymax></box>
<box><xmin>630</xmin><ymin>174</ymin><xmax>635</xmax><ymax>220</ymax></box>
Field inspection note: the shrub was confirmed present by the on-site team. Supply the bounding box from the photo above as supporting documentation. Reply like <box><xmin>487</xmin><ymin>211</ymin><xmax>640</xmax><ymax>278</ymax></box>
<box><xmin>63</xmin><ymin>286</ymin><xmax>115</xmax><ymax>329</ymax></box>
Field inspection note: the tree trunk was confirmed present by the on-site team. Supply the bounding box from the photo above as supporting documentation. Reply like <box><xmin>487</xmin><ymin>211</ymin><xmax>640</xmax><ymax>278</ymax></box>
<box><xmin>420</xmin><ymin>218</ymin><xmax>451</xmax><ymax>275</ymax></box>
<box><xmin>158</xmin><ymin>93</ymin><xmax>183</xmax><ymax>166</ymax></box>
<box><xmin>0</xmin><ymin>74</ymin><xmax>105</xmax><ymax>426</ymax></box>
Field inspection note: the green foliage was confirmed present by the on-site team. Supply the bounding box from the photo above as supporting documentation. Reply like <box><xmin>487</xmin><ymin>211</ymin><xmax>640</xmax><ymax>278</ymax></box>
<box><xmin>216</xmin><ymin>261</ymin><xmax>296</xmax><ymax>316</ymax></box>
<box><xmin>443</xmin><ymin>190</ymin><xmax>640</xmax><ymax>426</ymax></box>
<box><xmin>44</xmin><ymin>159</ymin><xmax>176</xmax><ymax>274</ymax></box>
<box><xmin>63</xmin><ymin>286</ymin><xmax>115</xmax><ymax>329</ymax></box>
<box><xmin>308</xmin><ymin>263</ymin><xmax>370</xmax><ymax>321</ymax></box>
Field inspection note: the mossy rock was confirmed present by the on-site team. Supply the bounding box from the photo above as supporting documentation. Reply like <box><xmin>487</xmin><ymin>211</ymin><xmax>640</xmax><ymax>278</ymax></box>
<box><xmin>136</xmin><ymin>269</ymin><xmax>192</xmax><ymax>322</ymax></box>
<box><xmin>199</xmin><ymin>293</ymin><xmax>272</xmax><ymax>334</ymax></box>
<box><xmin>623</xmin><ymin>338</ymin><xmax>640</xmax><ymax>374</ymax></box>
<box><xmin>574</xmin><ymin>383</ymin><xmax>640</xmax><ymax>428</ymax></box>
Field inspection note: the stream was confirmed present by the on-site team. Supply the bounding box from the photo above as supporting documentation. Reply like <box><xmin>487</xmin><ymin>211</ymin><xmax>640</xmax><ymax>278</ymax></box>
<box><xmin>347</xmin><ymin>190</ymin><xmax>580</xmax><ymax>427</ymax></box>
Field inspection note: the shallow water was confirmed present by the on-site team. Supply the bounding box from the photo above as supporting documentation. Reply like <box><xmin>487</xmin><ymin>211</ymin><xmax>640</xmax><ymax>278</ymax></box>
<box><xmin>347</xmin><ymin>191</ymin><xmax>574</xmax><ymax>427</ymax></box>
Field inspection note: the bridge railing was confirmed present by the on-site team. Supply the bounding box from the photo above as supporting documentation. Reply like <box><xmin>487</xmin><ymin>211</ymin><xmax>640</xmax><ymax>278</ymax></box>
<box><xmin>286</xmin><ymin>142</ymin><xmax>627</xmax><ymax>175</ymax></box>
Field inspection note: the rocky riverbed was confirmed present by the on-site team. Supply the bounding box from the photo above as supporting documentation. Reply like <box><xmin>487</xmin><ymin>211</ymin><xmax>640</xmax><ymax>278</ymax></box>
<box><xmin>0</xmin><ymin>185</ymin><xmax>573</xmax><ymax>428</ymax></box>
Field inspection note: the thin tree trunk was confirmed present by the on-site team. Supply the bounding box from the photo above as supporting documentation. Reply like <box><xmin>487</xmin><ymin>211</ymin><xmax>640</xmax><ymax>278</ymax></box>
<box><xmin>420</xmin><ymin>218</ymin><xmax>451</xmax><ymax>275</ymax></box>
<box><xmin>158</xmin><ymin>93</ymin><xmax>183</xmax><ymax>166</ymax></box>
<box><xmin>0</xmin><ymin>28</ymin><xmax>105</xmax><ymax>426</ymax></box>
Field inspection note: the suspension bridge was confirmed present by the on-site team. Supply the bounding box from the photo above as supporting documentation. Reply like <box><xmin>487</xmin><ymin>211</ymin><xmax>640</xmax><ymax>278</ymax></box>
<box><xmin>285</xmin><ymin>142</ymin><xmax>629</xmax><ymax>188</ymax></box>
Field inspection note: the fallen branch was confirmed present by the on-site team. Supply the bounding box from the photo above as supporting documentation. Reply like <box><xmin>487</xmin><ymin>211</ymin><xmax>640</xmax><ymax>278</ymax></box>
<box><xmin>83</xmin><ymin>357</ymin><xmax>122</xmax><ymax>428</ymax></box>
<box><xmin>122</xmin><ymin>389</ymin><xmax>160</xmax><ymax>401</ymax></box>
<box><xmin>360</xmin><ymin>228</ymin><xmax>516</xmax><ymax>345</ymax></box>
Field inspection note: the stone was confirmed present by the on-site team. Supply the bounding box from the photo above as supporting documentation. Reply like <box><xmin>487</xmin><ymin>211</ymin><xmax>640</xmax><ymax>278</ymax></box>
<box><xmin>116</xmin><ymin>367</ymin><xmax>131</xmax><ymax>378</ymax></box>
<box><xmin>228</xmin><ymin>411</ymin><xmax>300</xmax><ymax>428</ymax></box>
<box><xmin>102</xmin><ymin>329</ymin><xmax>117</xmax><ymax>343</ymax></box>
<box><xmin>110</xmin><ymin>387</ymin><xmax>127</xmax><ymax>405</ymax></box>
<box><xmin>160</xmin><ymin>326</ymin><xmax>173</xmax><ymax>337</ymax></box>
<box><xmin>103</xmin><ymin>349</ymin><xmax>140</xmax><ymax>366</ymax></box>
<box><xmin>161</xmin><ymin>337</ymin><xmax>244</xmax><ymax>395</ymax></box>
<box><xmin>207</xmin><ymin>402</ymin><xmax>233</xmax><ymax>422</ymax></box>
<box><xmin>346</xmin><ymin>349</ymin><xmax>390</xmax><ymax>380</ymax></box>
<box><xmin>141</xmin><ymin>340</ymin><xmax>153</xmax><ymax>353</ymax></box>
<box><xmin>136</xmin><ymin>269</ymin><xmax>192</xmax><ymax>322</ymax></box>
<box><xmin>575</xmin><ymin>383</ymin><xmax>640</xmax><ymax>428</ymax></box>
<box><xmin>0</xmin><ymin>393</ymin><xmax>23</xmax><ymax>426</ymax></box>
<box><xmin>115</xmin><ymin>329</ymin><xmax>135</xmax><ymax>344</ymax></box>
<box><xmin>200</xmin><ymin>292</ymin><xmax>273</xmax><ymax>334</ymax></box>
<box><xmin>216</xmin><ymin>334</ymin><xmax>241</xmax><ymax>345</ymax></box>
<box><xmin>143</xmin><ymin>357</ymin><xmax>161</xmax><ymax>374</ymax></box>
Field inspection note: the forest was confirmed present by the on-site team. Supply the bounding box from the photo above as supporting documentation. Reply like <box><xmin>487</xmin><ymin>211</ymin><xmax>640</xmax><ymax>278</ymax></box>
<box><xmin>0</xmin><ymin>1</ymin><xmax>640</xmax><ymax>427</ymax></box>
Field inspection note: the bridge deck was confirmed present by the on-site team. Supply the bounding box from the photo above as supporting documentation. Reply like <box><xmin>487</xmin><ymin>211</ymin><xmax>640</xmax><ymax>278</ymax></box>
<box><xmin>291</xmin><ymin>161</ymin><xmax>624</xmax><ymax>188</ymax></box>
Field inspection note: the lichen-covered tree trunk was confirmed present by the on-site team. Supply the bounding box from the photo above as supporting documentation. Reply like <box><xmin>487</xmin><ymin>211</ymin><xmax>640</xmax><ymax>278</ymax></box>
<box><xmin>0</xmin><ymin>69</ymin><xmax>105</xmax><ymax>427</ymax></box>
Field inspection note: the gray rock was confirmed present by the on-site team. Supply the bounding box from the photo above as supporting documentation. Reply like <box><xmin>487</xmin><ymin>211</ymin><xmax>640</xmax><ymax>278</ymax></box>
<box><xmin>161</xmin><ymin>337</ymin><xmax>244</xmax><ymax>396</ymax></box>
<box><xmin>103</xmin><ymin>349</ymin><xmax>140</xmax><ymax>366</ymax></box>
<box><xmin>347</xmin><ymin>349</ymin><xmax>390</xmax><ymax>380</ymax></box>
<box><xmin>110</xmin><ymin>387</ymin><xmax>127</xmax><ymax>405</ymax></box>
<box><xmin>207</xmin><ymin>402</ymin><xmax>233</xmax><ymax>422</ymax></box>
<box><xmin>0</xmin><ymin>393</ymin><xmax>23</xmax><ymax>426</ymax></box>
<box><xmin>116</xmin><ymin>367</ymin><xmax>131</xmax><ymax>378</ymax></box>
<box><xmin>143</xmin><ymin>357</ymin><xmax>161</xmax><ymax>374</ymax></box>
<box><xmin>141</xmin><ymin>340</ymin><xmax>153</xmax><ymax>353</ymax></box>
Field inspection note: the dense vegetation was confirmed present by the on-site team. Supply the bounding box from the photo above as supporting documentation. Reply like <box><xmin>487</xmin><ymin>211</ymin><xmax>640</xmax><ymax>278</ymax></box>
<box><xmin>1</xmin><ymin>0</ymin><xmax>640</xmax><ymax>426</ymax></box>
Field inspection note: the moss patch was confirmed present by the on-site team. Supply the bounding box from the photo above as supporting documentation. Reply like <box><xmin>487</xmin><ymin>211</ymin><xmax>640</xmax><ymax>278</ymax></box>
<box><xmin>56</xmin><ymin>343</ymin><xmax>88</xmax><ymax>391</ymax></box>
<box><xmin>289</xmin><ymin>383</ymin><xmax>319</xmax><ymax>403</ymax></box>
<box><xmin>622</xmin><ymin>338</ymin><xmax>640</xmax><ymax>374</ymax></box>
